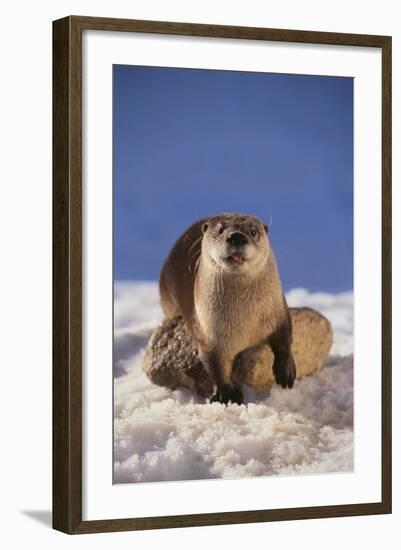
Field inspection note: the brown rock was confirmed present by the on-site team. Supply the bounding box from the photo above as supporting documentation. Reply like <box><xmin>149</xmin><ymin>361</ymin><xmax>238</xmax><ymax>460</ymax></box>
<box><xmin>142</xmin><ymin>307</ymin><xmax>333</xmax><ymax>398</ymax></box>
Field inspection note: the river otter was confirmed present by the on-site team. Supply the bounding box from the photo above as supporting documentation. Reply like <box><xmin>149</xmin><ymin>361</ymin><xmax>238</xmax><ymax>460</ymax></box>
<box><xmin>159</xmin><ymin>213</ymin><xmax>296</xmax><ymax>405</ymax></box>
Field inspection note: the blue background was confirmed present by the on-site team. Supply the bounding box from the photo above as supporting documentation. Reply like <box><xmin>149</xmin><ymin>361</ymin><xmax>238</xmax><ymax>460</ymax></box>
<box><xmin>113</xmin><ymin>65</ymin><xmax>353</xmax><ymax>292</ymax></box>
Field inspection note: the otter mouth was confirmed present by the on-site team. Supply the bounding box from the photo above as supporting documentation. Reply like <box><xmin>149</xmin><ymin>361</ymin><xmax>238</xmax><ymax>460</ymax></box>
<box><xmin>226</xmin><ymin>253</ymin><xmax>245</xmax><ymax>265</ymax></box>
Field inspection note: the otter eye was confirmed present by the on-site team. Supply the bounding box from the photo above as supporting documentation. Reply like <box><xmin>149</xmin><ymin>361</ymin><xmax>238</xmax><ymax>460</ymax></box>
<box><xmin>218</xmin><ymin>226</ymin><xmax>224</xmax><ymax>235</ymax></box>
<box><xmin>250</xmin><ymin>228</ymin><xmax>257</xmax><ymax>237</ymax></box>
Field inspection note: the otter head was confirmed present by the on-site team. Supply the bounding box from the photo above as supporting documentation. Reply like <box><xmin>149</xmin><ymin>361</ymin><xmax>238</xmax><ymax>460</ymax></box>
<box><xmin>201</xmin><ymin>213</ymin><xmax>270</xmax><ymax>276</ymax></box>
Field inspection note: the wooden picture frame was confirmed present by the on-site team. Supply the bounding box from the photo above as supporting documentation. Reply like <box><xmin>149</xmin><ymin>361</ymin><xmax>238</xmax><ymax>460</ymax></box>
<box><xmin>53</xmin><ymin>15</ymin><xmax>392</xmax><ymax>534</ymax></box>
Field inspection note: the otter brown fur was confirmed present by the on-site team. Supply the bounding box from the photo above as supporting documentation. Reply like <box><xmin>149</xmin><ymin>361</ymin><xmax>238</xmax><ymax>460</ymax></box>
<box><xmin>159</xmin><ymin>213</ymin><xmax>296</xmax><ymax>404</ymax></box>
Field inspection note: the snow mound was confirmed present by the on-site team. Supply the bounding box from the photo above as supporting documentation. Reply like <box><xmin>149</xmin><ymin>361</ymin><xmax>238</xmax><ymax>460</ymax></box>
<box><xmin>114</xmin><ymin>282</ymin><xmax>353</xmax><ymax>483</ymax></box>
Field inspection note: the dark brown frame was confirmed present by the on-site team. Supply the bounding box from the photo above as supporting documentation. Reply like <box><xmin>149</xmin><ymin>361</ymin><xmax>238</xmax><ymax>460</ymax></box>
<box><xmin>53</xmin><ymin>15</ymin><xmax>392</xmax><ymax>534</ymax></box>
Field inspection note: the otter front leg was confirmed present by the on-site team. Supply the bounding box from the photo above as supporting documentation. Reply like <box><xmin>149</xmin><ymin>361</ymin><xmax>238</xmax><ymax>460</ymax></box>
<box><xmin>210</xmin><ymin>384</ymin><xmax>243</xmax><ymax>406</ymax></box>
<box><xmin>269</xmin><ymin>321</ymin><xmax>296</xmax><ymax>389</ymax></box>
<box><xmin>200</xmin><ymin>349</ymin><xmax>243</xmax><ymax>405</ymax></box>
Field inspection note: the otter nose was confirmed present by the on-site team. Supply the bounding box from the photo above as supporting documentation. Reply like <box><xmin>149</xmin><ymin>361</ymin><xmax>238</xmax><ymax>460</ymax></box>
<box><xmin>227</xmin><ymin>232</ymin><xmax>248</xmax><ymax>247</ymax></box>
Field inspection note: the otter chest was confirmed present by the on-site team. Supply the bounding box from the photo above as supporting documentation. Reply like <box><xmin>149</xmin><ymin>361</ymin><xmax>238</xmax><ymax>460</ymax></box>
<box><xmin>195</xmin><ymin>284</ymin><xmax>271</xmax><ymax>355</ymax></box>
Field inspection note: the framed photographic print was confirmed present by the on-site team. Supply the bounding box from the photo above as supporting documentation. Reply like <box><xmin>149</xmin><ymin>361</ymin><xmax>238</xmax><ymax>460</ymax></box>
<box><xmin>52</xmin><ymin>16</ymin><xmax>392</xmax><ymax>534</ymax></box>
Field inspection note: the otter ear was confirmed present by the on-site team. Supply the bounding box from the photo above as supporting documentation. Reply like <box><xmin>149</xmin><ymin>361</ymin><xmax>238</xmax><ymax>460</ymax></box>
<box><xmin>263</xmin><ymin>224</ymin><xmax>269</xmax><ymax>234</ymax></box>
<box><xmin>202</xmin><ymin>223</ymin><xmax>209</xmax><ymax>234</ymax></box>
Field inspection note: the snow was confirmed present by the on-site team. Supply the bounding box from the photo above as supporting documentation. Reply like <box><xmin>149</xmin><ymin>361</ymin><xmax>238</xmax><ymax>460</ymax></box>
<box><xmin>114</xmin><ymin>282</ymin><xmax>353</xmax><ymax>483</ymax></box>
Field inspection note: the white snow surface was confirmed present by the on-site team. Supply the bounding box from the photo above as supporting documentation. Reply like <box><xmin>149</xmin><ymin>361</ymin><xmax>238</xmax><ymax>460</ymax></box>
<box><xmin>114</xmin><ymin>282</ymin><xmax>353</xmax><ymax>483</ymax></box>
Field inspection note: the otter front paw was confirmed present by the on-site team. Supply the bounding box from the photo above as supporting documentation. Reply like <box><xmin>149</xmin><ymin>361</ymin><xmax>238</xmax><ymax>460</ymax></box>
<box><xmin>273</xmin><ymin>354</ymin><xmax>296</xmax><ymax>389</ymax></box>
<box><xmin>210</xmin><ymin>384</ymin><xmax>244</xmax><ymax>405</ymax></box>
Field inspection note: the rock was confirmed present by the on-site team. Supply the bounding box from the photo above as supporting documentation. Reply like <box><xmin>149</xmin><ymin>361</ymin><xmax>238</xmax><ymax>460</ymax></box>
<box><xmin>142</xmin><ymin>308</ymin><xmax>333</xmax><ymax>398</ymax></box>
<box><xmin>233</xmin><ymin>308</ymin><xmax>333</xmax><ymax>390</ymax></box>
